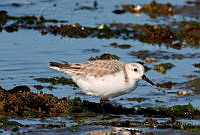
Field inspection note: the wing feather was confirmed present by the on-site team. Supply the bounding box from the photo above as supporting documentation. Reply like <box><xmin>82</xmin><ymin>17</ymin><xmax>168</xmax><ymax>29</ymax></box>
<box><xmin>74</xmin><ymin>60</ymin><xmax>125</xmax><ymax>77</ymax></box>
<box><xmin>50</xmin><ymin>60</ymin><xmax>125</xmax><ymax>77</ymax></box>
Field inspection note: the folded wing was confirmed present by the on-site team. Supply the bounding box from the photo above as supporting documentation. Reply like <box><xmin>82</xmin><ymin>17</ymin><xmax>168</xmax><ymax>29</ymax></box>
<box><xmin>49</xmin><ymin>60</ymin><xmax>125</xmax><ymax>77</ymax></box>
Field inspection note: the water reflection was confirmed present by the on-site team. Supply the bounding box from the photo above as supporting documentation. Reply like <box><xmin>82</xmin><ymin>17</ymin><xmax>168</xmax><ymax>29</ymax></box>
<box><xmin>88</xmin><ymin>127</ymin><xmax>142</xmax><ymax>135</ymax></box>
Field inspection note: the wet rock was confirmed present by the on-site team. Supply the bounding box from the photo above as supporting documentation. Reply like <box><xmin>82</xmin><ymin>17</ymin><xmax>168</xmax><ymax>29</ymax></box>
<box><xmin>0</xmin><ymin>117</ymin><xmax>23</xmax><ymax>129</ymax></box>
<box><xmin>128</xmin><ymin>50</ymin><xmax>184</xmax><ymax>60</ymax></box>
<box><xmin>1</xmin><ymin>86</ymin><xmax>200</xmax><ymax>120</ymax></box>
<box><xmin>33</xmin><ymin>85</ymin><xmax>44</xmax><ymax>90</ymax></box>
<box><xmin>11</xmin><ymin>126</ymin><xmax>20</xmax><ymax>132</ymax></box>
<box><xmin>154</xmin><ymin>63</ymin><xmax>175</xmax><ymax>74</ymax></box>
<box><xmin>8</xmin><ymin>85</ymin><xmax>30</xmax><ymax>94</ymax></box>
<box><xmin>159</xmin><ymin>119</ymin><xmax>194</xmax><ymax>130</ymax></box>
<box><xmin>110</xmin><ymin>42</ymin><xmax>118</xmax><ymax>47</ymax></box>
<box><xmin>155</xmin><ymin>99</ymin><xmax>164</xmax><ymax>103</ymax></box>
<box><xmin>137</xmin><ymin>104</ymin><xmax>200</xmax><ymax>119</ymax></box>
<box><xmin>126</xmin><ymin>97</ymin><xmax>147</xmax><ymax>102</ymax></box>
<box><xmin>0</xmin><ymin>86</ymin><xmax>71</xmax><ymax>117</ymax></box>
<box><xmin>0</xmin><ymin>26</ymin><xmax>2</xmax><ymax>32</ymax></box>
<box><xmin>40</xmin><ymin>123</ymin><xmax>66</xmax><ymax>128</ymax></box>
<box><xmin>186</xmin><ymin>78</ymin><xmax>200</xmax><ymax>91</ymax></box>
<box><xmin>194</xmin><ymin>70</ymin><xmax>200</xmax><ymax>74</ymax></box>
<box><xmin>90</xmin><ymin>118</ymin><xmax>200</xmax><ymax>131</ymax></box>
<box><xmin>47</xmin><ymin>24</ymin><xmax>92</xmax><ymax>38</ymax></box>
<box><xmin>142</xmin><ymin>1</ymin><xmax>175</xmax><ymax>18</ymax></box>
<box><xmin>1</xmin><ymin>10</ymin><xmax>200</xmax><ymax>48</ymax></box>
<box><xmin>118</xmin><ymin>44</ymin><xmax>131</xmax><ymax>49</ymax></box>
<box><xmin>0</xmin><ymin>11</ymin><xmax>8</xmax><ymax>26</ymax></box>
<box><xmin>88</xmin><ymin>127</ymin><xmax>142</xmax><ymax>135</ymax></box>
<box><xmin>144</xmin><ymin>57</ymin><xmax>159</xmax><ymax>64</ymax></box>
<box><xmin>11</xmin><ymin>2</ymin><xmax>21</xmax><ymax>7</ymax></box>
<box><xmin>47</xmin><ymin>86</ymin><xmax>55</xmax><ymax>90</ymax></box>
<box><xmin>122</xmin><ymin>5</ymin><xmax>142</xmax><ymax>13</ymax></box>
<box><xmin>133</xmin><ymin>50</ymin><xmax>200</xmax><ymax>60</ymax></box>
<box><xmin>91</xmin><ymin>120</ymin><xmax>131</xmax><ymax>127</ymax></box>
<box><xmin>133</xmin><ymin>24</ymin><xmax>176</xmax><ymax>44</ymax></box>
<box><xmin>33</xmin><ymin>85</ymin><xmax>55</xmax><ymax>91</ymax></box>
<box><xmin>82</xmin><ymin>49</ymin><xmax>100</xmax><ymax>53</ymax></box>
<box><xmin>116</xmin><ymin>1</ymin><xmax>186</xmax><ymax>18</ymax></box>
<box><xmin>89</xmin><ymin>53</ymin><xmax>120</xmax><ymax>61</ymax></box>
<box><xmin>183</xmin><ymin>74</ymin><xmax>197</xmax><ymax>78</ymax></box>
<box><xmin>169</xmin><ymin>42</ymin><xmax>186</xmax><ymax>50</ymax></box>
<box><xmin>112</xmin><ymin>9</ymin><xmax>125</xmax><ymax>14</ymax></box>
<box><xmin>95</xmin><ymin>24</ymin><xmax>123</xmax><ymax>39</ymax></box>
<box><xmin>142</xmin><ymin>118</ymin><xmax>159</xmax><ymax>126</ymax></box>
<box><xmin>156</xmin><ymin>81</ymin><xmax>177</xmax><ymax>89</ymax></box>
<box><xmin>75</xmin><ymin>1</ymin><xmax>98</xmax><ymax>10</ymax></box>
<box><xmin>33</xmin><ymin>77</ymin><xmax>78</xmax><ymax>87</ymax></box>
<box><xmin>176</xmin><ymin>4</ymin><xmax>200</xmax><ymax>18</ymax></box>
<box><xmin>39</xmin><ymin>16</ymin><xmax>67</xmax><ymax>24</ymax></box>
<box><xmin>172</xmin><ymin>77</ymin><xmax>200</xmax><ymax>94</ymax></box>
<box><xmin>5</xmin><ymin>24</ymin><xmax>18</xmax><ymax>32</ymax></box>
<box><xmin>0</xmin><ymin>86</ymin><xmax>136</xmax><ymax>117</ymax></box>
<box><xmin>71</xmin><ymin>97</ymin><xmax>135</xmax><ymax>115</ymax></box>
<box><xmin>116</xmin><ymin>1</ymin><xmax>200</xmax><ymax>20</ymax></box>
<box><xmin>193</xmin><ymin>63</ymin><xmax>200</xmax><ymax>68</ymax></box>
<box><xmin>0</xmin><ymin>10</ymin><xmax>67</xmax><ymax>32</ymax></box>
<box><xmin>178</xmin><ymin>21</ymin><xmax>200</xmax><ymax>46</ymax></box>
<box><xmin>109</xmin><ymin>42</ymin><xmax>131</xmax><ymax>49</ymax></box>
<box><xmin>108</xmin><ymin>21</ymin><xmax>200</xmax><ymax>47</ymax></box>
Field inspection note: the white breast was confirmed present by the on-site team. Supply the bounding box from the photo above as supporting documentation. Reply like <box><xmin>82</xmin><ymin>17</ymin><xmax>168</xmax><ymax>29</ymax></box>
<box><xmin>71</xmin><ymin>71</ymin><xmax>137</xmax><ymax>99</ymax></box>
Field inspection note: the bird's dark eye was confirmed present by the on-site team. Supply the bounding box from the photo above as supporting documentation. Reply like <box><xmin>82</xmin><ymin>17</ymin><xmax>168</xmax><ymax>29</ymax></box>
<box><xmin>134</xmin><ymin>68</ymin><xmax>138</xmax><ymax>72</ymax></box>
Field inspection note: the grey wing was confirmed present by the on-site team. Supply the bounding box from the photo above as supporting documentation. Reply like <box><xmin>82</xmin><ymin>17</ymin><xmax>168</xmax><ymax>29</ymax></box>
<box><xmin>49</xmin><ymin>60</ymin><xmax>125</xmax><ymax>77</ymax></box>
<box><xmin>74</xmin><ymin>60</ymin><xmax>125</xmax><ymax>77</ymax></box>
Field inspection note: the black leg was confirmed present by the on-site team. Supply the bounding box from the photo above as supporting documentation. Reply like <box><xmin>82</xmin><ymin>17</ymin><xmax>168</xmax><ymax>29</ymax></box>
<box><xmin>100</xmin><ymin>98</ymin><xmax>109</xmax><ymax>104</ymax></box>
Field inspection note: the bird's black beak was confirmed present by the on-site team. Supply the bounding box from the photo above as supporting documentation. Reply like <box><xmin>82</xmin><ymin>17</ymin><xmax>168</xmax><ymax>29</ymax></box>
<box><xmin>142</xmin><ymin>75</ymin><xmax>155</xmax><ymax>86</ymax></box>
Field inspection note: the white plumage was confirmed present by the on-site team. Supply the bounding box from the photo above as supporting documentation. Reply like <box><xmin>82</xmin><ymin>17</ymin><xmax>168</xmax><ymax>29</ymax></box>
<box><xmin>49</xmin><ymin>60</ymin><xmax>154</xmax><ymax>100</ymax></box>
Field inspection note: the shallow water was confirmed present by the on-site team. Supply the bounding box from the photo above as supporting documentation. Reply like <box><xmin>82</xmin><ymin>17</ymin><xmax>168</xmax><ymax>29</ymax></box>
<box><xmin>0</xmin><ymin>0</ymin><xmax>200</xmax><ymax>134</ymax></box>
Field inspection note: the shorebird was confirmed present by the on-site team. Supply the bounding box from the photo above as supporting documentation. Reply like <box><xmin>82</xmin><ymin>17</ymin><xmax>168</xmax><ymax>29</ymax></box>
<box><xmin>49</xmin><ymin>60</ymin><xmax>154</xmax><ymax>101</ymax></box>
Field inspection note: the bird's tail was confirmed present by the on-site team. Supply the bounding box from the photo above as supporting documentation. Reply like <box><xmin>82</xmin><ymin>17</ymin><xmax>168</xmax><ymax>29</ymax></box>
<box><xmin>49</xmin><ymin>62</ymin><xmax>70</xmax><ymax>71</ymax></box>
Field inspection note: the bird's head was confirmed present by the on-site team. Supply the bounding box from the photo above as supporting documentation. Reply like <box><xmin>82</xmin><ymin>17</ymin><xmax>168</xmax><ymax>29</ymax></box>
<box><xmin>127</xmin><ymin>63</ymin><xmax>155</xmax><ymax>86</ymax></box>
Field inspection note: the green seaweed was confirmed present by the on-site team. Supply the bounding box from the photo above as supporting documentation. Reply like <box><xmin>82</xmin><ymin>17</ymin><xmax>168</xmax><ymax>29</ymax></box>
<box><xmin>154</xmin><ymin>63</ymin><xmax>174</xmax><ymax>74</ymax></box>
<box><xmin>34</xmin><ymin>77</ymin><xmax>78</xmax><ymax>87</ymax></box>
<box><xmin>187</xmin><ymin>78</ymin><xmax>200</xmax><ymax>91</ymax></box>
<box><xmin>137</xmin><ymin>104</ymin><xmax>199</xmax><ymax>119</ymax></box>
<box><xmin>0</xmin><ymin>117</ymin><xmax>23</xmax><ymax>128</ymax></box>
<box><xmin>109</xmin><ymin>42</ymin><xmax>131</xmax><ymax>49</ymax></box>
<box><xmin>89</xmin><ymin>118</ymin><xmax>200</xmax><ymax>131</ymax></box>
<box><xmin>89</xmin><ymin>53</ymin><xmax>120</xmax><ymax>61</ymax></box>
<box><xmin>142</xmin><ymin>1</ymin><xmax>175</xmax><ymax>18</ymax></box>
<box><xmin>1</xmin><ymin>10</ymin><xmax>200</xmax><ymax>48</ymax></box>
<box><xmin>70</xmin><ymin>97</ymin><xmax>135</xmax><ymax>115</ymax></box>
<box><xmin>126</xmin><ymin>97</ymin><xmax>147</xmax><ymax>102</ymax></box>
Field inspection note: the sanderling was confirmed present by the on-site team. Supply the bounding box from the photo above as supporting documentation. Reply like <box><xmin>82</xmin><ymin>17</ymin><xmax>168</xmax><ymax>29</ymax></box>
<box><xmin>49</xmin><ymin>60</ymin><xmax>154</xmax><ymax>100</ymax></box>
